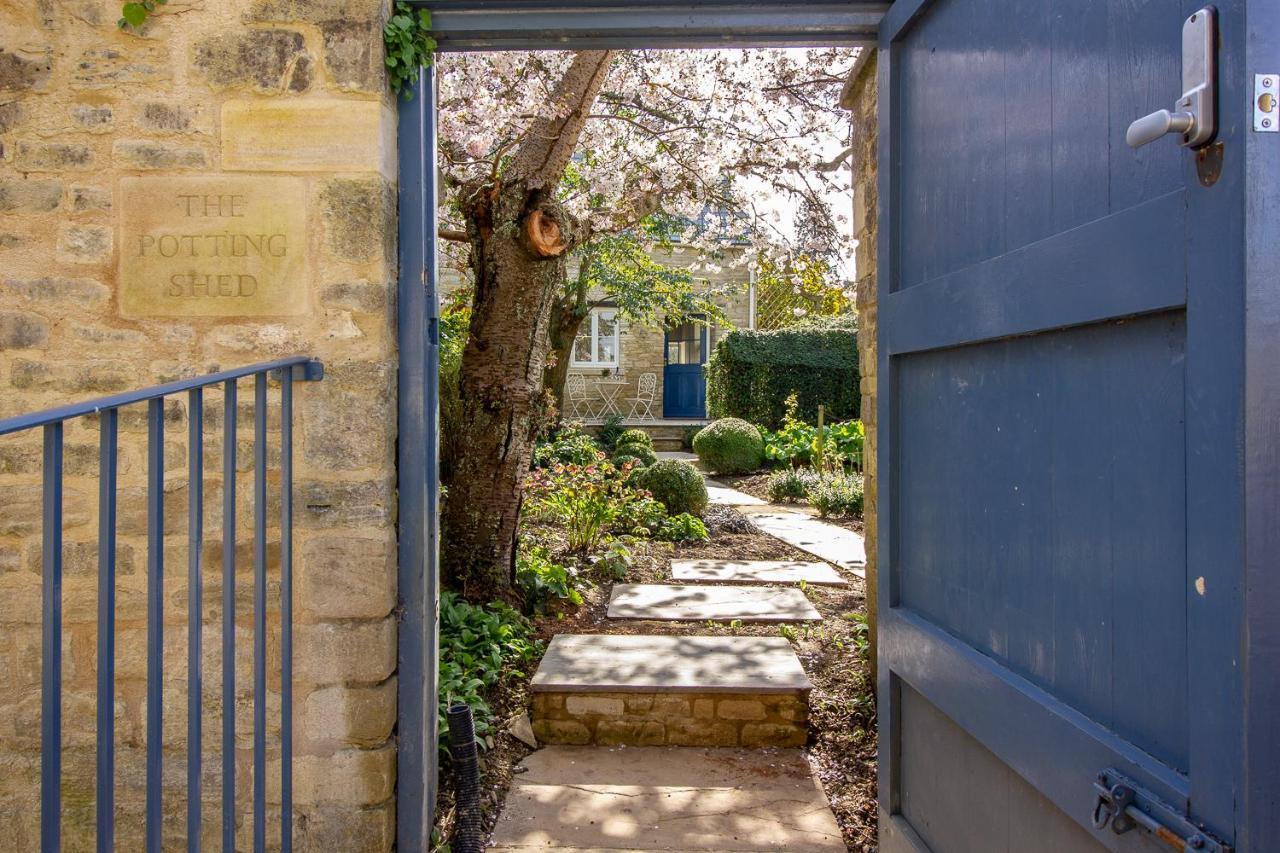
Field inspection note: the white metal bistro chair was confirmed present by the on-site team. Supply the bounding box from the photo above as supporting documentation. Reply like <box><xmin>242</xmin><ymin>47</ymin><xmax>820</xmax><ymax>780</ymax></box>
<box><xmin>566</xmin><ymin>373</ymin><xmax>598</xmax><ymax>420</ymax></box>
<box><xmin>626</xmin><ymin>372</ymin><xmax>658</xmax><ymax>421</ymax></box>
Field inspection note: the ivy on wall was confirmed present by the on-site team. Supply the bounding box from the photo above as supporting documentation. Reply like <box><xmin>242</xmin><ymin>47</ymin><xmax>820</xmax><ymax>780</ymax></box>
<box><xmin>384</xmin><ymin>1</ymin><xmax>437</xmax><ymax>98</ymax></box>
<box><xmin>117</xmin><ymin>0</ymin><xmax>166</xmax><ymax>29</ymax></box>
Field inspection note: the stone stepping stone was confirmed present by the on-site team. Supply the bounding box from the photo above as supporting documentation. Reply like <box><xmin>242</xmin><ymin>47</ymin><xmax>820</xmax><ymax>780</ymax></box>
<box><xmin>533</xmin><ymin>634</ymin><xmax>812</xmax><ymax>694</ymax></box>
<box><xmin>671</xmin><ymin>558</ymin><xmax>848</xmax><ymax>586</ymax></box>
<box><xmin>738</xmin><ymin>506</ymin><xmax>867</xmax><ymax>574</ymax></box>
<box><xmin>608</xmin><ymin>583</ymin><xmax>820</xmax><ymax>623</ymax></box>
<box><xmin>705</xmin><ymin>477</ymin><xmax>766</xmax><ymax>506</ymax></box>
<box><xmin>530</xmin><ymin>635</ymin><xmax>811</xmax><ymax>748</ymax></box>
<box><xmin>488</xmin><ymin>745</ymin><xmax>846</xmax><ymax>851</ymax></box>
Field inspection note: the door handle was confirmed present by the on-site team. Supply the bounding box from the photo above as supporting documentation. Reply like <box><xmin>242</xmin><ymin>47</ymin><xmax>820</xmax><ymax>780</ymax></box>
<box><xmin>1127</xmin><ymin>7</ymin><xmax>1216</xmax><ymax>149</ymax></box>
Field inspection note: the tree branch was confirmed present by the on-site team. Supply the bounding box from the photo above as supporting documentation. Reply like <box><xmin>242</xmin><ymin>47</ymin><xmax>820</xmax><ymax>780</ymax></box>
<box><xmin>438</xmin><ymin>228</ymin><xmax>470</xmax><ymax>243</ymax></box>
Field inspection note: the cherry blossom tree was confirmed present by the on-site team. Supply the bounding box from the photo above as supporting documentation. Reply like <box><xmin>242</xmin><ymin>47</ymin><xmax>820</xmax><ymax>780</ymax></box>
<box><xmin>435</xmin><ymin>48</ymin><xmax>856</xmax><ymax>601</ymax></box>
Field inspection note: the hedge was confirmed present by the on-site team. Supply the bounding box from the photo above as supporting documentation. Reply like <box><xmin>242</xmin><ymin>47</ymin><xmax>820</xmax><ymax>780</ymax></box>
<box><xmin>706</xmin><ymin>321</ymin><xmax>859</xmax><ymax>429</ymax></box>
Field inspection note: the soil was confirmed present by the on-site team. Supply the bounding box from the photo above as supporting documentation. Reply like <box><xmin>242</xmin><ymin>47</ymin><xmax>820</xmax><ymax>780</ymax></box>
<box><xmin>721</xmin><ymin>471</ymin><xmax>868</xmax><ymax>534</ymax></box>
<box><xmin>434</xmin><ymin>511</ymin><xmax>879</xmax><ymax>852</ymax></box>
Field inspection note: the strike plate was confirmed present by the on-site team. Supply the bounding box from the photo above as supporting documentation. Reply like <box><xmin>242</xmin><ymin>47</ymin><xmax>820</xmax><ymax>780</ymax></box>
<box><xmin>1256</xmin><ymin>74</ymin><xmax>1278</xmax><ymax>132</ymax></box>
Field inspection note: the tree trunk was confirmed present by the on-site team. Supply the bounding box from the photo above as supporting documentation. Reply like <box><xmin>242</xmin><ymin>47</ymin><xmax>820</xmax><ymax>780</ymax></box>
<box><xmin>441</xmin><ymin>51</ymin><xmax>616</xmax><ymax>603</ymax></box>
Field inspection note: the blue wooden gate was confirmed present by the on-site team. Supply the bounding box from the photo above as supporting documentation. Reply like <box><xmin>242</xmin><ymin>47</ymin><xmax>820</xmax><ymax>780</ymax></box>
<box><xmin>877</xmin><ymin>1</ymin><xmax>1279</xmax><ymax>851</ymax></box>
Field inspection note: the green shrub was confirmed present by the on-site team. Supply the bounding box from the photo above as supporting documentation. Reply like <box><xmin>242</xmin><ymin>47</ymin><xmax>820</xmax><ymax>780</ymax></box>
<box><xmin>656</xmin><ymin>512</ymin><xmax>709</xmax><ymax>543</ymax></box>
<box><xmin>681</xmin><ymin>425</ymin><xmax>702</xmax><ymax>450</ymax></box>
<box><xmin>439</xmin><ymin>294</ymin><xmax>471</xmax><ymax>482</ymax></box>
<box><xmin>617</xmin><ymin>428</ymin><xmax>653</xmax><ymax>450</ymax></box>
<box><xmin>516</xmin><ymin>543</ymin><xmax>584</xmax><ymax>614</ymax></box>
<box><xmin>613</xmin><ymin>442</ymin><xmax>657</xmax><ymax>467</ymax></box>
<box><xmin>692</xmin><ymin>417</ymin><xmax>764</xmax><ymax>474</ymax></box>
<box><xmin>807</xmin><ymin>473</ymin><xmax>864</xmax><ymax>518</ymax></box>
<box><xmin>706</xmin><ymin>319</ymin><xmax>858</xmax><ymax>429</ymax></box>
<box><xmin>597</xmin><ymin>414</ymin><xmax>627</xmax><ymax>451</ymax></box>
<box><xmin>612</xmin><ymin>453</ymin><xmax>642</xmax><ymax>470</ymax></box>
<box><xmin>767</xmin><ymin>467</ymin><xmax>818</xmax><ymax>503</ymax></box>
<box><xmin>532</xmin><ymin>425</ymin><xmax>603</xmax><ymax>469</ymax></box>
<box><xmin>438</xmin><ymin>592</ymin><xmax>541</xmax><ymax>750</ymax></box>
<box><xmin>635</xmin><ymin>459</ymin><xmax>708</xmax><ymax>516</ymax></box>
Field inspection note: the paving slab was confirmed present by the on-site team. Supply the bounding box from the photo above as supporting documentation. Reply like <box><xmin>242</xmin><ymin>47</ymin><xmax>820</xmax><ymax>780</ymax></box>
<box><xmin>531</xmin><ymin>634</ymin><xmax>811</xmax><ymax>694</ymax></box>
<box><xmin>607</xmin><ymin>584</ymin><xmax>820</xmax><ymax>623</ymax></box>
<box><xmin>704</xmin><ymin>478</ymin><xmax>766</xmax><ymax>506</ymax></box>
<box><xmin>487</xmin><ymin>746</ymin><xmax>845</xmax><ymax>852</ymax></box>
<box><xmin>671</xmin><ymin>559</ymin><xmax>848</xmax><ymax>586</ymax></box>
<box><xmin>738</xmin><ymin>506</ymin><xmax>866</xmax><ymax>574</ymax></box>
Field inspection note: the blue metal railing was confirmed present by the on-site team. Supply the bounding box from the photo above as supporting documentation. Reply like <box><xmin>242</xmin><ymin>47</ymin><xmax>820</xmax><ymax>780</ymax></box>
<box><xmin>0</xmin><ymin>356</ymin><xmax>323</xmax><ymax>853</ymax></box>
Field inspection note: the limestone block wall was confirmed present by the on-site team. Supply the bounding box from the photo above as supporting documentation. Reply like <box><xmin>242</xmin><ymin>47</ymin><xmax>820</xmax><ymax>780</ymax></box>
<box><xmin>844</xmin><ymin>53</ymin><xmax>879</xmax><ymax>667</ymax></box>
<box><xmin>1</xmin><ymin>2</ymin><xmax>398</xmax><ymax>850</ymax></box>
<box><xmin>532</xmin><ymin>690</ymin><xmax>808</xmax><ymax>748</ymax></box>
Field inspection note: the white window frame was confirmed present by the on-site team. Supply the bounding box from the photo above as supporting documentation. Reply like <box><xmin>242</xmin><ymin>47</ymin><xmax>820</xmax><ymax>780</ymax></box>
<box><xmin>571</xmin><ymin>308</ymin><xmax>620</xmax><ymax>368</ymax></box>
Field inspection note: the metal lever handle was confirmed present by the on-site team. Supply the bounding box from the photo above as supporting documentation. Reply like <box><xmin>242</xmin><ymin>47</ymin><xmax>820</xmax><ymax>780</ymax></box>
<box><xmin>1126</xmin><ymin>6</ymin><xmax>1216</xmax><ymax>150</ymax></box>
<box><xmin>1127</xmin><ymin>109</ymin><xmax>1195</xmax><ymax>148</ymax></box>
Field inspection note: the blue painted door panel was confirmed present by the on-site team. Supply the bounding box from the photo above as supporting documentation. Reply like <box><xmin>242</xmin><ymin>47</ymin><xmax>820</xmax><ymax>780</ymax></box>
<box><xmin>663</xmin><ymin>319</ymin><xmax>707</xmax><ymax>418</ymax></box>
<box><xmin>878</xmin><ymin>0</ymin><xmax>1263</xmax><ymax>850</ymax></box>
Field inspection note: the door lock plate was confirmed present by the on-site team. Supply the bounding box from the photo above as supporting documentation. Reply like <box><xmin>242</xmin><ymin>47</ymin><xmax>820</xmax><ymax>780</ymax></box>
<box><xmin>1256</xmin><ymin>74</ymin><xmax>1278</xmax><ymax>132</ymax></box>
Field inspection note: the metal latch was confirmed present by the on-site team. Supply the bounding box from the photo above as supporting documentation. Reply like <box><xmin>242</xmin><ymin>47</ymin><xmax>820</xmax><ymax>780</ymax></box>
<box><xmin>1091</xmin><ymin>769</ymin><xmax>1231</xmax><ymax>853</ymax></box>
<box><xmin>1127</xmin><ymin>7</ymin><xmax>1217</xmax><ymax>149</ymax></box>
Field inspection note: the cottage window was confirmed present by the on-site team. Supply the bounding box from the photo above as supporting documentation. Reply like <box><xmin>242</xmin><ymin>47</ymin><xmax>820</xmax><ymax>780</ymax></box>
<box><xmin>571</xmin><ymin>309</ymin><xmax>619</xmax><ymax>367</ymax></box>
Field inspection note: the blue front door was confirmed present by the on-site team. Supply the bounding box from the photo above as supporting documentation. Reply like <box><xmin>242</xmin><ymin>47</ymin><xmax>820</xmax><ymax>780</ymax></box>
<box><xmin>663</xmin><ymin>318</ymin><xmax>706</xmax><ymax>418</ymax></box>
<box><xmin>878</xmin><ymin>1</ymin><xmax>1273</xmax><ymax>851</ymax></box>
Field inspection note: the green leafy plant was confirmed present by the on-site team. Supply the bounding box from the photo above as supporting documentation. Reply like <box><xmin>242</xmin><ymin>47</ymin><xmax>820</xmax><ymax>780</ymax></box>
<box><xmin>655</xmin><ymin>512</ymin><xmax>709</xmax><ymax>543</ymax></box>
<box><xmin>692</xmin><ymin>417</ymin><xmax>764</xmax><ymax>474</ymax></box>
<box><xmin>532</xmin><ymin>424</ymin><xmax>604</xmax><ymax>469</ymax></box>
<box><xmin>516</xmin><ymin>543</ymin><xmax>584</xmax><ymax>614</ymax></box>
<box><xmin>766</xmin><ymin>467</ymin><xmax>818</xmax><ymax>503</ymax></box>
<box><xmin>384</xmin><ymin>1</ymin><xmax>437</xmax><ymax>99</ymax></box>
<box><xmin>525</xmin><ymin>459</ymin><xmax>654</xmax><ymax>551</ymax></box>
<box><xmin>438</xmin><ymin>592</ymin><xmax>541</xmax><ymax>750</ymax></box>
<box><xmin>117</xmin><ymin>0</ymin><xmax>166</xmax><ymax>29</ymax></box>
<box><xmin>634</xmin><ymin>459</ymin><xmax>709</xmax><ymax>516</ymax></box>
<box><xmin>592</xmin><ymin>538</ymin><xmax>634</xmax><ymax>580</ymax></box>
<box><xmin>597</xmin><ymin>414</ymin><xmax>627</xmax><ymax>451</ymax></box>
<box><xmin>807</xmin><ymin>472</ymin><xmax>864</xmax><ymax>518</ymax></box>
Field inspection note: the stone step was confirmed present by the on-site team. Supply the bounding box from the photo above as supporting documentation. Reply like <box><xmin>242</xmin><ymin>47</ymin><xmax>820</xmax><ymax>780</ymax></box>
<box><xmin>738</xmin><ymin>505</ymin><xmax>867</xmax><ymax>573</ymax></box>
<box><xmin>531</xmin><ymin>634</ymin><xmax>810</xmax><ymax>748</ymax></box>
<box><xmin>671</xmin><ymin>558</ymin><xmax>848</xmax><ymax>586</ymax></box>
<box><xmin>607</xmin><ymin>583</ymin><xmax>821</xmax><ymax>623</ymax></box>
<box><xmin>487</xmin><ymin>746</ymin><xmax>846</xmax><ymax>851</ymax></box>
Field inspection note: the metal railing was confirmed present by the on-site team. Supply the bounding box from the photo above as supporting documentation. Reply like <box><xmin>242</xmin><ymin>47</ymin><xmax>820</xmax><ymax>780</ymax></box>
<box><xmin>0</xmin><ymin>356</ymin><xmax>323</xmax><ymax>853</ymax></box>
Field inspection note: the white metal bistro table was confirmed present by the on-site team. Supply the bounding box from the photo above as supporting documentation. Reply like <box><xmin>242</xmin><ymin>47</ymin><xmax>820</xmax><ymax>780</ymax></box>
<box><xmin>592</xmin><ymin>377</ymin><xmax>629</xmax><ymax>418</ymax></box>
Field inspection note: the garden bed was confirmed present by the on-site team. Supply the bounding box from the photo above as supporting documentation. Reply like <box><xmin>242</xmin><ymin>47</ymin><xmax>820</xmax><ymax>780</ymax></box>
<box><xmin>434</xmin><ymin>512</ymin><xmax>878</xmax><ymax>852</ymax></box>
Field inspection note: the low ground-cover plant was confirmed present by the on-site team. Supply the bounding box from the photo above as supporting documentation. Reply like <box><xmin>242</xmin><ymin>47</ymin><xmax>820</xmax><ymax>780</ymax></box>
<box><xmin>635</xmin><ymin>458</ymin><xmax>709</xmax><ymax>516</ymax></box>
<box><xmin>532</xmin><ymin>424</ymin><xmax>604</xmax><ymax>469</ymax></box>
<box><xmin>438</xmin><ymin>592</ymin><xmax>541</xmax><ymax>750</ymax></box>
<box><xmin>808</xmin><ymin>472</ymin><xmax>864</xmax><ymax>518</ymax></box>
<box><xmin>767</xmin><ymin>467</ymin><xmax>819</xmax><ymax>503</ymax></box>
<box><xmin>597</xmin><ymin>414</ymin><xmax>627</xmax><ymax>451</ymax></box>
<box><xmin>516</xmin><ymin>543</ymin><xmax>585</xmax><ymax>613</ymax></box>
<box><xmin>692</xmin><ymin>417</ymin><xmax>764</xmax><ymax>474</ymax></box>
<box><xmin>656</xmin><ymin>512</ymin><xmax>709</xmax><ymax>542</ymax></box>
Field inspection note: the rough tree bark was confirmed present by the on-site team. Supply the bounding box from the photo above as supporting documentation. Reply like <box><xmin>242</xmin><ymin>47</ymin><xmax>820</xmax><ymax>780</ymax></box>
<box><xmin>442</xmin><ymin>51</ymin><xmax>617</xmax><ymax>602</ymax></box>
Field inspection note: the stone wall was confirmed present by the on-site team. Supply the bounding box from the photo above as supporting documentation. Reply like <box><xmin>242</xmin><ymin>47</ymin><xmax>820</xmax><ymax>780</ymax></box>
<box><xmin>532</xmin><ymin>690</ymin><xmax>808</xmax><ymax>748</ymax></box>
<box><xmin>1</xmin><ymin>2</ymin><xmax>397</xmax><ymax>850</ymax></box>
<box><xmin>843</xmin><ymin>52</ymin><xmax>878</xmax><ymax>661</ymax></box>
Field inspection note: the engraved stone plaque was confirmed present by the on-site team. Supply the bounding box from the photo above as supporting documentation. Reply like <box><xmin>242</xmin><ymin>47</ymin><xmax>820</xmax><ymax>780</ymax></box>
<box><xmin>118</xmin><ymin>176</ymin><xmax>308</xmax><ymax>317</ymax></box>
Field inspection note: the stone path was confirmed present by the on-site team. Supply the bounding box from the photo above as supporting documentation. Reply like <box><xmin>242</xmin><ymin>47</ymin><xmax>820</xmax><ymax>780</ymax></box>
<box><xmin>489</xmin><ymin>746</ymin><xmax>846</xmax><ymax>852</ymax></box>
<box><xmin>534</xmin><ymin>634</ymin><xmax>812</xmax><ymax>694</ymax></box>
<box><xmin>607</xmin><ymin>583</ymin><xmax>821</xmax><ymax>623</ymax></box>
<box><xmin>488</xmin><ymin>456</ymin><xmax>868</xmax><ymax>851</ymax></box>
<box><xmin>672</xmin><ymin>558</ymin><xmax>847</xmax><ymax>586</ymax></box>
